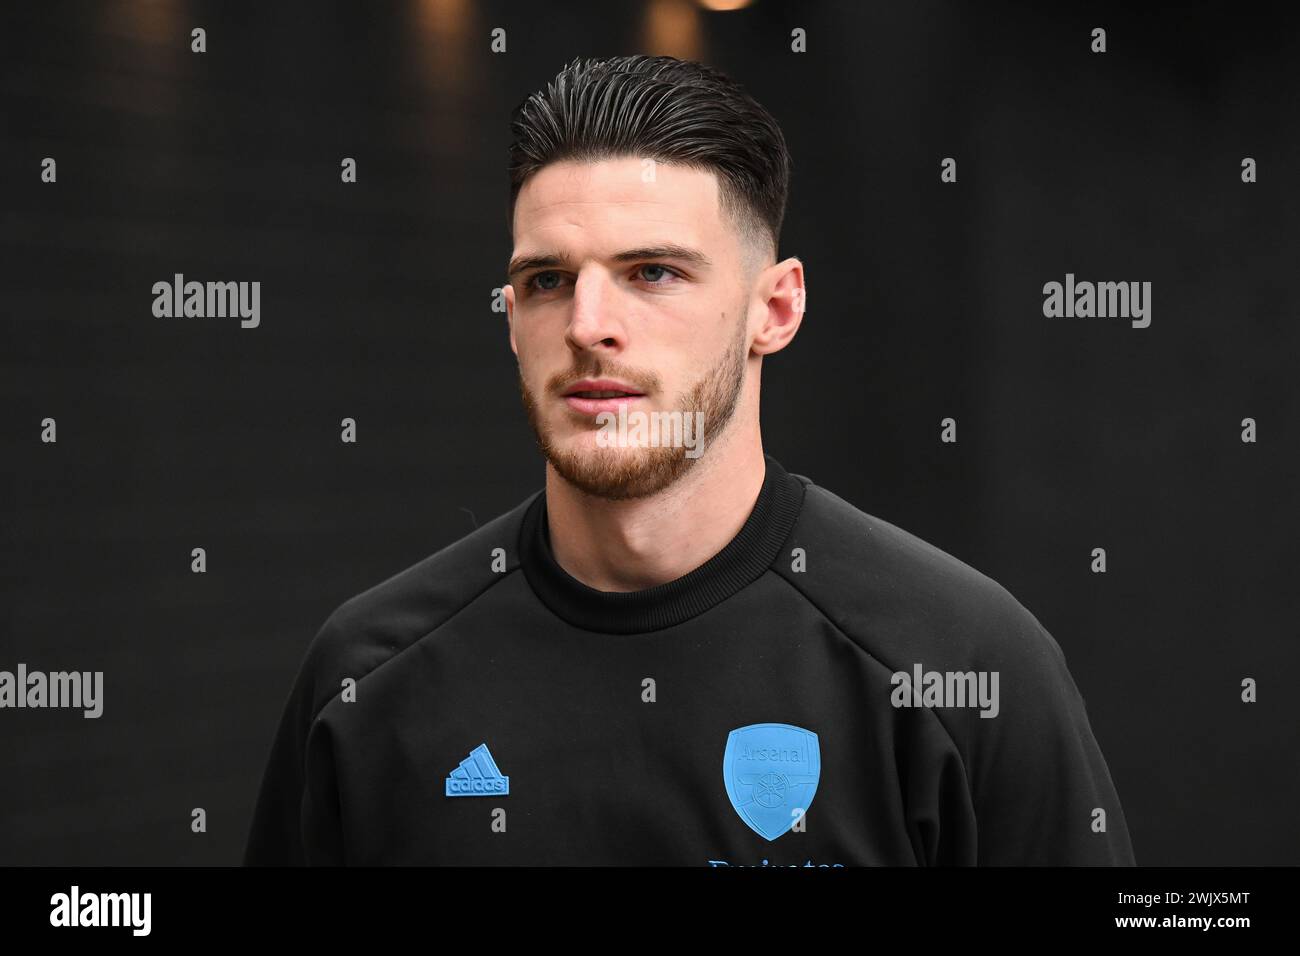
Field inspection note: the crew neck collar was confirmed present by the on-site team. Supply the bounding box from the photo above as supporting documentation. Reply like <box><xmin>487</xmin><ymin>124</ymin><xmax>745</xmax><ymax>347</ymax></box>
<box><xmin>518</xmin><ymin>454</ymin><xmax>805</xmax><ymax>634</ymax></box>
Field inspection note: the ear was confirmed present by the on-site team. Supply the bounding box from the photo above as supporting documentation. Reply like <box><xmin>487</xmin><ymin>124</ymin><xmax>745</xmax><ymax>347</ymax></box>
<box><xmin>750</xmin><ymin>257</ymin><xmax>805</xmax><ymax>356</ymax></box>
<box><xmin>504</xmin><ymin>282</ymin><xmax>518</xmax><ymax>357</ymax></box>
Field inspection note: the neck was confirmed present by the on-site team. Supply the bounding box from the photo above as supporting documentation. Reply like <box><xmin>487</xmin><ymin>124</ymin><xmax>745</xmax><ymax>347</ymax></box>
<box><xmin>544</xmin><ymin>424</ymin><xmax>767</xmax><ymax>592</ymax></box>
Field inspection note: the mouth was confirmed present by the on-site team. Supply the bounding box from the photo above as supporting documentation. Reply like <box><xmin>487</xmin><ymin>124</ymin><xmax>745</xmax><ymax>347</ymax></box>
<box><xmin>560</xmin><ymin>379</ymin><xmax>648</xmax><ymax>416</ymax></box>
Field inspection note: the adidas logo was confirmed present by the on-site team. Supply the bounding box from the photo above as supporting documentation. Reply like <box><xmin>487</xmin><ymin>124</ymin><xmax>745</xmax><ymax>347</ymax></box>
<box><xmin>444</xmin><ymin>742</ymin><xmax>510</xmax><ymax>797</ymax></box>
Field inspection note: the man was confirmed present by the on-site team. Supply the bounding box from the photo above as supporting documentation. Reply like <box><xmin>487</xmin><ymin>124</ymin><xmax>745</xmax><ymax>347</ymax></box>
<box><xmin>244</xmin><ymin>55</ymin><xmax>1135</xmax><ymax>866</ymax></box>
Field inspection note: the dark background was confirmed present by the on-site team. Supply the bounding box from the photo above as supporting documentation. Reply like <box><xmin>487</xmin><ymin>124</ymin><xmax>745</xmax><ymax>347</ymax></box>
<box><xmin>2</xmin><ymin>0</ymin><xmax>1296</xmax><ymax>865</ymax></box>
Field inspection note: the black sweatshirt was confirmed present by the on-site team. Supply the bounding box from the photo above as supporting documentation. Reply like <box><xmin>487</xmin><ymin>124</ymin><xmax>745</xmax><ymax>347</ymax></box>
<box><xmin>243</xmin><ymin>455</ymin><xmax>1135</xmax><ymax>866</ymax></box>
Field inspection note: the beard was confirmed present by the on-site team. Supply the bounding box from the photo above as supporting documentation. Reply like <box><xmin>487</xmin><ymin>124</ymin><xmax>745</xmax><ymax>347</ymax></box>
<box><xmin>518</xmin><ymin>312</ymin><xmax>749</xmax><ymax>501</ymax></box>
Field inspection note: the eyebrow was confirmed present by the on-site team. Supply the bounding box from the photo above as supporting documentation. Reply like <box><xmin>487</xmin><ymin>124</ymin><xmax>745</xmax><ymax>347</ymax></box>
<box><xmin>506</xmin><ymin>244</ymin><xmax>713</xmax><ymax>280</ymax></box>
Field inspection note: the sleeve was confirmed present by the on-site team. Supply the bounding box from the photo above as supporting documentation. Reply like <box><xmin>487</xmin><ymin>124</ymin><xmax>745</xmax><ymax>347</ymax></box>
<box><xmin>242</xmin><ymin>615</ymin><xmax>346</xmax><ymax>866</ymax></box>
<box><xmin>967</xmin><ymin>610</ymin><xmax>1136</xmax><ymax>865</ymax></box>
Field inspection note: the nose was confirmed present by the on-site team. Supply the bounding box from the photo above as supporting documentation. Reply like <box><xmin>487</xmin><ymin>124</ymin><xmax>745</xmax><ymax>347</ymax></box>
<box><xmin>565</xmin><ymin>266</ymin><xmax>625</xmax><ymax>353</ymax></box>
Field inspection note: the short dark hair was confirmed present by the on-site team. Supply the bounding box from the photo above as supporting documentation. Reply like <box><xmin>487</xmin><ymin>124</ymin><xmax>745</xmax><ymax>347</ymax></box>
<box><xmin>507</xmin><ymin>55</ymin><xmax>792</xmax><ymax>271</ymax></box>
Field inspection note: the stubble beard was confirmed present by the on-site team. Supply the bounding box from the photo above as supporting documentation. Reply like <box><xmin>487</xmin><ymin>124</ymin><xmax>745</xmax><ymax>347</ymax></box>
<box><xmin>518</xmin><ymin>312</ymin><xmax>749</xmax><ymax>501</ymax></box>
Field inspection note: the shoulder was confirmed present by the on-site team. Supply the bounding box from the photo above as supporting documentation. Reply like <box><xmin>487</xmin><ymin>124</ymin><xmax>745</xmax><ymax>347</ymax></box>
<box><xmin>292</xmin><ymin>492</ymin><xmax>536</xmax><ymax>723</ymax></box>
<box><xmin>777</xmin><ymin>474</ymin><xmax>1066</xmax><ymax>677</ymax></box>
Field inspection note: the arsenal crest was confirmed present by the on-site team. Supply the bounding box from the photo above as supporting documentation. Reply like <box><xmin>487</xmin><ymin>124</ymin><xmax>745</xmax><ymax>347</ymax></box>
<box><xmin>722</xmin><ymin>723</ymin><xmax>821</xmax><ymax>841</ymax></box>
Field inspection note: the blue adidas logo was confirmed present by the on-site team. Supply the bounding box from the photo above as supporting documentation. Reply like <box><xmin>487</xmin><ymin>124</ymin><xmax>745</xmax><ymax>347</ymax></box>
<box><xmin>445</xmin><ymin>742</ymin><xmax>510</xmax><ymax>797</ymax></box>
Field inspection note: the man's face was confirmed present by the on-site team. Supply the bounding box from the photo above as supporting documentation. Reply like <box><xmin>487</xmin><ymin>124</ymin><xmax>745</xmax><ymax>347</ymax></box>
<box><xmin>505</xmin><ymin>157</ymin><xmax>754</xmax><ymax>500</ymax></box>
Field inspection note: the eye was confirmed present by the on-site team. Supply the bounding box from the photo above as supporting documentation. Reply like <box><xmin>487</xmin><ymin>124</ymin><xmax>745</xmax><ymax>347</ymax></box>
<box><xmin>636</xmin><ymin>263</ymin><xmax>682</xmax><ymax>285</ymax></box>
<box><xmin>527</xmin><ymin>270</ymin><xmax>564</xmax><ymax>293</ymax></box>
